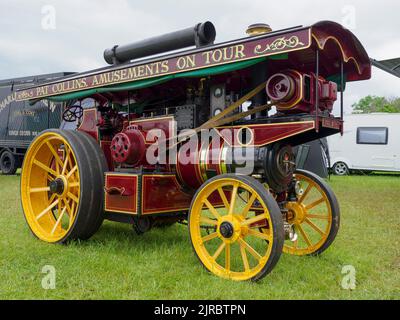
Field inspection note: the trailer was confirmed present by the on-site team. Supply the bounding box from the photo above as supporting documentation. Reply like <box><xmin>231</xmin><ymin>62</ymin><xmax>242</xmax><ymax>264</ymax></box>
<box><xmin>0</xmin><ymin>73</ymin><xmax>74</xmax><ymax>174</ymax></box>
<box><xmin>328</xmin><ymin>113</ymin><xmax>400</xmax><ymax>175</ymax></box>
<box><xmin>17</xmin><ymin>21</ymin><xmax>371</xmax><ymax>281</ymax></box>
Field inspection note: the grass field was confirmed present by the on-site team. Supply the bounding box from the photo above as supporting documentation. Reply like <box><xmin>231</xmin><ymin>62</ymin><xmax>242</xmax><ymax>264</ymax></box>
<box><xmin>0</xmin><ymin>173</ymin><xmax>399</xmax><ymax>300</ymax></box>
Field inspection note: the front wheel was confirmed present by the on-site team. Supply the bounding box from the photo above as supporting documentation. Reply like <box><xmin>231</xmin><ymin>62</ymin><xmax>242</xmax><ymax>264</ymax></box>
<box><xmin>283</xmin><ymin>169</ymin><xmax>340</xmax><ymax>256</ymax></box>
<box><xmin>21</xmin><ymin>129</ymin><xmax>107</xmax><ymax>243</ymax></box>
<box><xmin>188</xmin><ymin>174</ymin><xmax>284</xmax><ymax>281</ymax></box>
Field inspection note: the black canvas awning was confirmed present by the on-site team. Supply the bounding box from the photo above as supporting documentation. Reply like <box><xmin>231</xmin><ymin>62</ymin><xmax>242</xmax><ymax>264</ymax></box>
<box><xmin>371</xmin><ymin>57</ymin><xmax>400</xmax><ymax>78</ymax></box>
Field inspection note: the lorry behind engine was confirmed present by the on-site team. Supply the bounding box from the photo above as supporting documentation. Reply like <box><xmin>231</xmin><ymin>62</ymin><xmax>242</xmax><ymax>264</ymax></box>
<box><xmin>0</xmin><ymin>72</ymin><xmax>74</xmax><ymax>174</ymax></box>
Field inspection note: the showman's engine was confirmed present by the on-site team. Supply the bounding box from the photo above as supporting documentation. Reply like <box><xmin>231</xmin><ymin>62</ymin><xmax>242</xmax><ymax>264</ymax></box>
<box><xmin>19</xmin><ymin>18</ymin><xmax>371</xmax><ymax>281</ymax></box>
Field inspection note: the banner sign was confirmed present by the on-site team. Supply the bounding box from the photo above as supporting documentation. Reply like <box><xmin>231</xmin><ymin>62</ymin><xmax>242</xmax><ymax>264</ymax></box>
<box><xmin>16</xmin><ymin>28</ymin><xmax>311</xmax><ymax>101</ymax></box>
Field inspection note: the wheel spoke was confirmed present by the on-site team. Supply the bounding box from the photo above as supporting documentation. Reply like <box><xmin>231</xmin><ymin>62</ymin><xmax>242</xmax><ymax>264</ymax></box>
<box><xmin>247</xmin><ymin>228</ymin><xmax>271</xmax><ymax>242</ymax></box>
<box><xmin>199</xmin><ymin>216</ymin><xmax>218</xmax><ymax>226</ymax></box>
<box><xmin>189</xmin><ymin>176</ymin><xmax>280</xmax><ymax>280</ymax></box>
<box><xmin>63</xmin><ymin>198</ymin><xmax>72</xmax><ymax>217</ymax></box>
<box><xmin>21</xmin><ymin>132</ymin><xmax>84</xmax><ymax>242</ymax></box>
<box><xmin>67</xmin><ymin>192</ymin><xmax>79</xmax><ymax>204</ymax></box>
<box><xmin>240</xmin><ymin>242</ymin><xmax>250</xmax><ymax>271</ymax></box>
<box><xmin>238</xmin><ymin>238</ymin><xmax>262</xmax><ymax>261</ymax></box>
<box><xmin>241</xmin><ymin>193</ymin><xmax>257</xmax><ymax>218</ymax></box>
<box><xmin>306</xmin><ymin>213</ymin><xmax>329</xmax><ymax>220</ymax></box>
<box><xmin>202</xmin><ymin>232</ymin><xmax>218</xmax><ymax>243</ymax></box>
<box><xmin>305</xmin><ymin>218</ymin><xmax>325</xmax><ymax>236</ymax></box>
<box><xmin>217</xmin><ymin>187</ymin><xmax>230</xmax><ymax>209</ymax></box>
<box><xmin>36</xmin><ymin>199</ymin><xmax>59</xmax><ymax>220</ymax></box>
<box><xmin>297</xmin><ymin>224</ymin><xmax>312</xmax><ymax>247</ymax></box>
<box><xmin>33</xmin><ymin>159</ymin><xmax>58</xmax><ymax>177</ymax></box>
<box><xmin>306</xmin><ymin>197</ymin><xmax>325</xmax><ymax>210</ymax></box>
<box><xmin>48</xmin><ymin>193</ymin><xmax>57</xmax><ymax>204</ymax></box>
<box><xmin>57</xmin><ymin>200</ymin><xmax>62</xmax><ymax>217</ymax></box>
<box><xmin>228</xmin><ymin>183</ymin><xmax>239</xmax><ymax>215</ymax></box>
<box><xmin>212</xmin><ymin>241</ymin><xmax>226</xmax><ymax>260</ymax></box>
<box><xmin>29</xmin><ymin>186</ymin><xmax>50</xmax><ymax>193</ymax></box>
<box><xmin>225</xmin><ymin>243</ymin><xmax>231</xmax><ymax>271</ymax></box>
<box><xmin>241</xmin><ymin>213</ymin><xmax>267</xmax><ymax>227</ymax></box>
<box><xmin>61</xmin><ymin>148</ymin><xmax>71</xmax><ymax>175</ymax></box>
<box><xmin>298</xmin><ymin>183</ymin><xmax>312</xmax><ymax>203</ymax></box>
<box><xmin>46</xmin><ymin>141</ymin><xmax>63</xmax><ymax>172</ymax></box>
<box><xmin>204</xmin><ymin>199</ymin><xmax>221</xmax><ymax>220</ymax></box>
<box><xmin>51</xmin><ymin>206</ymin><xmax>67</xmax><ymax>235</ymax></box>
<box><xmin>66</xmin><ymin>165</ymin><xmax>78</xmax><ymax>180</ymax></box>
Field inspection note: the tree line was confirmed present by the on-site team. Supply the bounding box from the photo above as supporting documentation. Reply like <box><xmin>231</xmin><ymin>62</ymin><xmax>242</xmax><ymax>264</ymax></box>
<box><xmin>352</xmin><ymin>95</ymin><xmax>400</xmax><ymax>113</ymax></box>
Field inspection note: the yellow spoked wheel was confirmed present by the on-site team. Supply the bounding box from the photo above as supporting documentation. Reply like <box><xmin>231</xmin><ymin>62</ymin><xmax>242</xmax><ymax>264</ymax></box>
<box><xmin>189</xmin><ymin>174</ymin><xmax>284</xmax><ymax>281</ymax></box>
<box><xmin>283</xmin><ymin>169</ymin><xmax>340</xmax><ymax>256</ymax></box>
<box><xmin>21</xmin><ymin>130</ymin><xmax>107</xmax><ymax>243</ymax></box>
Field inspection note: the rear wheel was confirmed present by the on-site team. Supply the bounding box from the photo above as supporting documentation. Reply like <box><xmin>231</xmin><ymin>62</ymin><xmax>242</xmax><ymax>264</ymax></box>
<box><xmin>189</xmin><ymin>174</ymin><xmax>284</xmax><ymax>281</ymax></box>
<box><xmin>21</xmin><ymin>129</ymin><xmax>107</xmax><ymax>243</ymax></box>
<box><xmin>283</xmin><ymin>169</ymin><xmax>340</xmax><ymax>256</ymax></box>
<box><xmin>333</xmin><ymin>162</ymin><xmax>349</xmax><ymax>176</ymax></box>
<box><xmin>0</xmin><ymin>150</ymin><xmax>17</xmax><ymax>175</ymax></box>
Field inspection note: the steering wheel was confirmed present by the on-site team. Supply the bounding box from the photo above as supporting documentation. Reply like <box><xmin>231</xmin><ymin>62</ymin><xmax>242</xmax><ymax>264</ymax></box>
<box><xmin>63</xmin><ymin>105</ymin><xmax>84</xmax><ymax>122</ymax></box>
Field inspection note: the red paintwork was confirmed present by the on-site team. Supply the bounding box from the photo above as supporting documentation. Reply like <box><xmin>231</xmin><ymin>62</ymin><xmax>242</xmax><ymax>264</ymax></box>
<box><xmin>217</xmin><ymin>121</ymin><xmax>316</xmax><ymax>147</ymax></box>
<box><xmin>141</xmin><ymin>174</ymin><xmax>227</xmax><ymax>215</ymax></box>
<box><xmin>105</xmin><ymin>174</ymin><xmax>138</xmax><ymax>214</ymax></box>
<box><xmin>77</xmin><ymin>108</ymin><xmax>99</xmax><ymax>141</ymax></box>
<box><xmin>266</xmin><ymin>70</ymin><xmax>337</xmax><ymax>114</ymax></box>
<box><xmin>111</xmin><ymin>126</ymin><xmax>146</xmax><ymax>166</ymax></box>
<box><xmin>175</xmin><ymin>142</ymin><xmax>204</xmax><ymax>189</ymax></box>
<box><xmin>100</xmin><ymin>140</ymin><xmax>113</xmax><ymax>170</ymax></box>
<box><xmin>311</xmin><ymin>21</ymin><xmax>371</xmax><ymax>81</ymax></box>
<box><xmin>176</xmin><ymin>139</ymin><xmax>228</xmax><ymax>189</ymax></box>
<box><xmin>128</xmin><ymin>116</ymin><xmax>175</xmax><ymax>171</ymax></box>
<box><xmin>100</xmin><ymin>117</ymin><xmax>340</xmax><ymax>214</ymax></box>
<box><xmin>141</xmin><ymin>175</ymin><xmax>193</xmax><ymax>214</ymax></box>
<box><xmin>321</xmin><ymin>117</ymin><xmax>342</xmax><ymax>130</ymax></box>
<box><xmin>205</xmin><ymin>141</ymin><xmax>226</xmax><ymax>176</ymax></box>
<box><xmin>174</xmin><ymin>121</ymin><xmax>322</xmax><ymax>189</ymax></box>
<box><xmin>129</xmin><ymin>116</ymin><xmax>175</xmax><ymax>143</ymax></box>
<box><xmin>104</xmin><ymin>172</ymin><xmax>229</xmax><ymax>215</ymax></box>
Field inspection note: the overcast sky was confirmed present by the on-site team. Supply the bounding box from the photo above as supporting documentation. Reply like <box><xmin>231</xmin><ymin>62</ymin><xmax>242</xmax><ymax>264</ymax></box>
<box><xmin>1</xmin><ymin>0</ymin><xmax>399</xmax><ymax>113</ymax></box>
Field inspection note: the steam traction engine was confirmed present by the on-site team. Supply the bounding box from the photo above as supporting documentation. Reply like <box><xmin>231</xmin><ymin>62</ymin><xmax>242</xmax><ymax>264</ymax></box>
<box><xmin>18</xmin><ymin>21</ymin><xmax>371</xmax><ymax>281</ymax></box>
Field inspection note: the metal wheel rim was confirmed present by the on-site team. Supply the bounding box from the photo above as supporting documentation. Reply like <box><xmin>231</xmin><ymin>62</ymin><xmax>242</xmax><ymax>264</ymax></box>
<box><xmin>190</xmin><ymin>177</ymin><xmax>275</xmax><ymax>281</ymax></box>
<box><xmin>334</xmin><ymin>163</ymin><xmax>347</xmax><ymax>175</ymax></box>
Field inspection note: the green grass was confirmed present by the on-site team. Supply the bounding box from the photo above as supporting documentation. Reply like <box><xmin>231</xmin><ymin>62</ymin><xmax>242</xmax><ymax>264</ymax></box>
<box><xmin>0</xmin><ymin>173</ymin><xmax>399</xmax><ymax>300</ymax></box>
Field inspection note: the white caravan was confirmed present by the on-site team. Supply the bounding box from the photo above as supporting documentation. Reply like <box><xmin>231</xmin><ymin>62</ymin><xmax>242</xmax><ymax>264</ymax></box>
<box><xmin>328</xmin><ymin>113</ymin><xmax>400</xmax><ymax>175</ymax></box>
